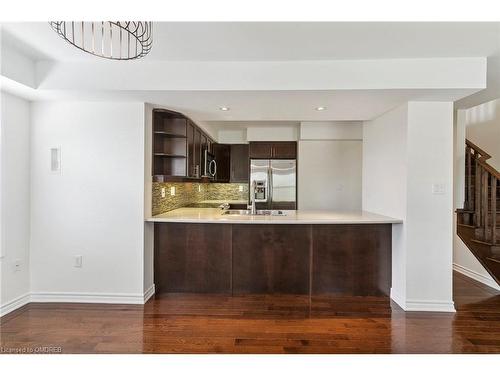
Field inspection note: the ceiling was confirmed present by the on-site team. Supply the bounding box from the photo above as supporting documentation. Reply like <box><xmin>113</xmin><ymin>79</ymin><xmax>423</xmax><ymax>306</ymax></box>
<box><xmin>1</xmin><ymin>22</ymin><xmax>500</xmax><ymax>120</ymax></box>
<box><xmin>3</xmin><ymin>22</ymin><xmax>499</xmax><ymax>62</ymax></box>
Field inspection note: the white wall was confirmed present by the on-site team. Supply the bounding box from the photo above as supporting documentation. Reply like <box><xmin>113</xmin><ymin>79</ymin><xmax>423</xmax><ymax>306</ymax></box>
<box><xmin>247</xmin><ymin>126</ymin><xmax>298</xmax><ymax>141</ymax></box>
<box><xmin>0</xmin><ymin>92</ymin><xmax>31</xmax><ymax>315</ymax></box>
<box><xmin>452</xmin><ymin>101</ymin><xmax>500</xmax><ymax>289</ymax></box>
<box><xmin>363</xmin><ymin>104</ymin><xmax>408</xmax><ymax>306</ymax></box>
<box><xmin>218</xmin><ymin>129</ymin><xmax>247</xmax><ymax>144</ymax></box>
<box><xmin>300</xmin><ymin>121</ymin><xmax>363</xmax><ymax>140</ymax></box>
<box><xmin>298</xmin><ymin>141</ymin><xmax>362</xmax><ymax>210</ymax></box>
<box><xmin>298</xmin><ymin>122</ymin><xmax>363</xmax><ymax>210</ymax></box>
<box><xmin>465</xmin><ymin>98</ymin><xmax>500</xmax><ymax>170</ymax></box>
<box><xmin>363</xmin><ymin>102</ymin><xmax>455</xmax><ymax>312</ymax></box>
<box><xmin>29</xmin><ymin>102</ymin><xmax>146</xmax><ymax>302</ymax></box>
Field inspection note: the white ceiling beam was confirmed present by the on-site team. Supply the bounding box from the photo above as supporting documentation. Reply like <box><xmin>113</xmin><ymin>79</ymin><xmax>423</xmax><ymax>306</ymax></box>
<box><xmin>35</xmin><ymin>57</ymin><xmax>487</xmax><ymax>91</ymax></box>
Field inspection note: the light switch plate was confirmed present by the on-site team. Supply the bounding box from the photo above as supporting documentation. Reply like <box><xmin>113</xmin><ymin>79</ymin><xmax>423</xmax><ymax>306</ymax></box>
<box><xmin>161</xmin><ymin>187</ymin><xmax>166</xmax><ymax>198</ymax></box>
<box><xmin>432</xmin><ymin>183</ymin><xmax>446</xmax><ymax>195</ymax></box>
<box><xmin>239</xmin><ymin>185</ymin><xmax>244</xmax><ymax>192</ymax></box>
<box><xmin>170</xmin><ymin>186</ymin><xmax>176</xmax><ymax>196</ymax></box>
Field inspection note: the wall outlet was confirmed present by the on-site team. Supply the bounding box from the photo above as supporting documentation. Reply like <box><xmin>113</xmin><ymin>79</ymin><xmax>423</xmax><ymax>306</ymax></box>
<box><xmin>13</xmin><ymin>259</ymin><xmax>22</xmax><ymax>272</ymax></box>
<box><xmin>74</xmin><ymin>255</ymin><xmax>83</xmax><ymax>268</ymax></box>
<box><xmin>239</xmin><ymin>185</ymin><xmax>244</xmax><ymax>192</ymax></box>
<box><xmin>170</xmin><ymin>186</ymin><xmax>176</xmax><ymax>196</ymax></box>
<box><xmin>161</xmin><ymin>187</ymin><xmax>166</xmax><ymax>198</ymax></box>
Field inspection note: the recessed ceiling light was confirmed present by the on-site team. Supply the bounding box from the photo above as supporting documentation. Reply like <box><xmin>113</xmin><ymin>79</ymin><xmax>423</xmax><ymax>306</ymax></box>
<box><xmin>316</xmin><ymin>106</ymin><xmax>326</xmax><ymax>111</ymax></box>
<box><xmin>219</xmin><ymin>106</ymin><xmax>230</xmax><ymax>111</ymax></box>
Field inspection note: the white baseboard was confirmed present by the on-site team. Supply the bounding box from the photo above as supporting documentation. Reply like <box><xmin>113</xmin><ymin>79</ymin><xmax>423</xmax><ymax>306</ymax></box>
<box><xmin>453</xmin><ymin>263</ymin><xmax>500</xmax><ymax>291</ymax></box>
<box><xmin>404</xmin><ymin>299</ymin><xmax>456</xmax><ymax>312</ymax></box>
<box><xmin>1</xmin><ymin>286</ymin><xmax>158</xmax><ymax>316</ymax></box>
<box><xmin>390</xmin><ymin>288</ymin><xmax>456</xmax><ymax>312</ymax></box>
<box><xmin>0</xmin><ymin>293</ymin><xmax>30</xmax><ymax>317</ymax></box>
<box><xmin>390</xmin><ymin>287</ymin><xmax>406</xmax><ymax>310</ymax></box>
<box><xmin>143</xmin><ymin>284</ymin><xmax>155</xmax><ymax>303</ymax></box>
<box><xmin>30</xmin><ymin>291</ymin><xmax>146</xmax><ymax>304</ymax></box>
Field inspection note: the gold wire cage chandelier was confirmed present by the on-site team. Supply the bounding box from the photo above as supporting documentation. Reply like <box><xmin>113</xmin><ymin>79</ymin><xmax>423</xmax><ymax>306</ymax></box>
<box><xmin>49</xmin><ymin>21</ymin><xmax>153</xmax><ymax>60</ymax></box>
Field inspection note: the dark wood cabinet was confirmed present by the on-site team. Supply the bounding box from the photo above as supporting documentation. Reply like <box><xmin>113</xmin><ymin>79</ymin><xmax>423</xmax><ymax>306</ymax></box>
<box><xmin>312</xmin><ymin>224</ymin><xmax>391</xmax><ymax>296</ymax></box>
<box><xmin>212</xmin><ymin>143</ymin><xmax>231</xmax><ymax>182</ymax></box>
<box><xmin>232</xmin><ymin>225</ymin><xmax>311</xmax><ymax>294</ymax></box>
<box><xmin>272</xmin><ymin>142</ymin><xmax>297</xmax><ymax>159</ymax></box>
<box><xmin>249</xmin><ymin>141</ymin><xmax>297</xmax><ymax>159</ymax></box>
<box><xmin>154</xmin><ymin>223</ymin><xmax>392</xmax><ymax>297</ymax></box>
<box><xmin>230</xmin><ymin>144</ymin><xmax>249</xmax><ymax>183</ymax></box>
<box><xmin>154</xmin><ymin>223</ymin><xmax>232</xmax><ymax>293</ymax></box>
<box><xmin>153</xmin><ymin>109</ymin><xmax>214</xmax><ymax>181</ymax></box>
<box><xmin>249</xmin><ymin>142</ymin><xmax>274</xmax><ymax>159</ymax></box>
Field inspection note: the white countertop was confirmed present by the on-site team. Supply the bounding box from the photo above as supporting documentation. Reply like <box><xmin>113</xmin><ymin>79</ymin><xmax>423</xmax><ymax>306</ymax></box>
<box><xmin>146</xmin><ymin>208</ymin><xmax>402</xmax><ymax>224</ymax></box>
<box><xmin>198</xmin><ymin>200</ymin><xmax>248</xmax><ymax>204</ymax></box>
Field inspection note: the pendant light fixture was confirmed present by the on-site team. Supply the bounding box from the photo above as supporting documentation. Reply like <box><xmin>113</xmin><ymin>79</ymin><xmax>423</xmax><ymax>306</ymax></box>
<box><xmin>49</xmin><ymin>21</ymin><xmax>153</xmax><ymax>60</ymax></box>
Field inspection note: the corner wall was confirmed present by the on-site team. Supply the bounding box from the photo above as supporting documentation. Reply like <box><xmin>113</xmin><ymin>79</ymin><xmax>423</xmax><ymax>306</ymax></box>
<box><xmin>0</xmin><ymin>92</ymin><xmax>31</xmax><ymax>315</ymax></box>
<box><xmin>363</xmin><ymin>102</ymin><xmax>455</xmax><ymax>312</ymax></box>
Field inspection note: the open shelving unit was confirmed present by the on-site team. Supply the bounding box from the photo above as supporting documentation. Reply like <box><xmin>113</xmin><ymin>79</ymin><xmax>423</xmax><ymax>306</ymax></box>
<box><xmin>152</xmin><ymin>108</ymin><xmax>216</xmax><ymax>182</ymax></box>
<box><xmin>153</xmin><ymin>110</ymin><xmax>188</xmax><ymax>178</ymax></box>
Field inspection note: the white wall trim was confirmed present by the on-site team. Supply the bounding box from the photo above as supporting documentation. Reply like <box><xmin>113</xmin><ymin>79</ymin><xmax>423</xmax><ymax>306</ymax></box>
<box><xmin>390</xmin><ymin>288</ymin><xmax>406</xmax><ymax>310</ymax></box>
<box><xmin>405</xmin><ymin>300</ymin><xmax>456</xmax><ymax>312</ymax></box>
<box><xmin>0</xmin><ymin>293</ymin><xmax>31</xmax><ymax>317</ymax></box>
<box><xmin>453</xmin><ymin>263</ymin><xmax>500</xmax><ymax>291</ymax></box>
<box><xmin>30</xmin><ymin>291</ymin><xmax>146</xmax><ymax>305</ymax></box>
<box><xmin>1</xmin><ymin>287</ymin><xmax>157</xmax><ymax>317</ymax></box>
<box><xmin>391</xmin><ymin>288</ymin><xmax>456</xmax><ymax>312</ymax></box>
<box><xmin>143</xmin><ymin>284</ymin><xmax>155</xmax><ymax>303</ymax></box>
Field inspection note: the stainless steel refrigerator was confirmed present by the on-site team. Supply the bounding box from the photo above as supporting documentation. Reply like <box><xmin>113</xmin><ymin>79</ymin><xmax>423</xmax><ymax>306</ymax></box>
<box><xmin>250</xmin><ymin>159</ymin><xmax>296</xmax><ymax>210</ymax></box>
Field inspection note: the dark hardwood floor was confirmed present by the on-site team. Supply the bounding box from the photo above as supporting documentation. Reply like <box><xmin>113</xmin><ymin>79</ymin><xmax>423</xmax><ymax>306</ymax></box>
<box><xmin>1</xmin><ymin>272</ymin><xmax>499</xmax><ymax>354</ymax></box>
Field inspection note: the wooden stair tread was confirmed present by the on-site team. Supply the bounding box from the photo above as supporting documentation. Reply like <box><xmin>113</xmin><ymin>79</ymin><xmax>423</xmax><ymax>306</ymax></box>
<box><xmin>486</xmin><ymin>257</ymin><xmax>500</xmax><ymax>264</ymax></box>
<box><xmin>471</xmin><ymin>238</ymin><xmax>499</xmax><ymax>246</ymax></box>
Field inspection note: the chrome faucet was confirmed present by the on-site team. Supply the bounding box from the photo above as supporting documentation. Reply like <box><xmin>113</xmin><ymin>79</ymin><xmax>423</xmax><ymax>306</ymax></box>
<box><xmin>248</xmin><ymin>180</ymin><xmax>257</xmax><ymax>215</ymax></box>
<box><xmin>218</xmin><ymin>202</ymin><xmax>230</xmax><ymax>211</ymax></box>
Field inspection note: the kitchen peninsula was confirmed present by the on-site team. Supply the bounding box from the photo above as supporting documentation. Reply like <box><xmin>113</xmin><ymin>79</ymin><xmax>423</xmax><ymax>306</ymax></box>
<box><xmin>148</xmin><ymin>208</ymin><xmax>401</xmax><ymax>298</ymax></box>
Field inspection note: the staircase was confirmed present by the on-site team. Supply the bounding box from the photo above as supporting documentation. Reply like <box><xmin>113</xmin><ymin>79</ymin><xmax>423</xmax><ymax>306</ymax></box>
<box><xmin>457</xmin><ymin>139</ymin><xmax>500</xmax><ymax>285</ymax></box>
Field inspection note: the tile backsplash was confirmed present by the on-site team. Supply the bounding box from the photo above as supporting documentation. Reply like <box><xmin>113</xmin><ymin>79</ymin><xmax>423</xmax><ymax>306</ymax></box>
<box><xmin>152</xmin><ymin>182</ymin><xmax>249</xmax><ymax>216</ymax></box>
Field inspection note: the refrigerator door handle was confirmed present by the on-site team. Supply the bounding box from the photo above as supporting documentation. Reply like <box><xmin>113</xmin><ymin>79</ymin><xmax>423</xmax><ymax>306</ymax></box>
<box><xmin>268</xmin><ymin>164</ymin><xmax>273</xmax><ymax>209</ymax></box>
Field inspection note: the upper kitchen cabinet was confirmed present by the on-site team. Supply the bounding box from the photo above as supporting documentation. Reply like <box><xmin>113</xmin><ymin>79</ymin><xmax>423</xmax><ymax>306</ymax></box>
<box><xmin>153</xmin><ymin>109</ymin><xmax>214</xmax><ymax>182</ymax></box>
<box><xmin>248</xmin><ymin>142</ymin><xmax>273</xmax><ymax>159</ymax></box>
<box><xmin>230</xmin><ymin>144</ymin><xmax>249</xmax><ymax>183</ymax></box>
<box><xmin>249</xmin><ymin>141</ymin><xmax>297</xmax><ymax>159</ymax></box>
<box><xmin>212</xmin><ymin>143</ymin><xmax>231</xmax><ymax>182</ymax></box>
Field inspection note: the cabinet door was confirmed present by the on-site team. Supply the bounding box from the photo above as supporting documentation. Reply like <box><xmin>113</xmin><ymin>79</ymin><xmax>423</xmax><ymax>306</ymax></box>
<box><xmin>249</xmin><ymin>142</ymin><xmax>273</xmax><ymax>159</ymax></box>
<box><xmin>212</xmin><ymin>144</ymin><xmax>231</xmax><ymax>182</ymax></box>
<box><xmin>230</xmin><ymin>144</ymin><xmax>249</xmax><ymax>182</ymax></box>
<box><xmin>194</xmin><ymin>128</ymin><xmax>202</xmax><ymax>177</ymax></box>
<box><xmin>187</xmin><ymin>121</ymin><xmax>196</xmax><ymax>177</ymax></box>
<box><xmin>272</xmin><ymin>142</ymin><xmax>297</xmax><ymax>159</ymax></box>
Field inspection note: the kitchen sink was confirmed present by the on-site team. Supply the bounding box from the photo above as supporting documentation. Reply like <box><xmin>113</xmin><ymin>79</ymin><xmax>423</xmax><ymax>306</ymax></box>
<box><xmin>221</xmin><ymin>209</ymin><xmax>287</xmax><ymax>216</ymax></box>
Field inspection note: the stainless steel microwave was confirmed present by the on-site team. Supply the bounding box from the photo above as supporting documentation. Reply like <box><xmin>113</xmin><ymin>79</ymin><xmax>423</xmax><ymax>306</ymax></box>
<box><xmin>203</xmin><ymin>149</ymin><xmax>217</xmax><ymax>178</ymax></box>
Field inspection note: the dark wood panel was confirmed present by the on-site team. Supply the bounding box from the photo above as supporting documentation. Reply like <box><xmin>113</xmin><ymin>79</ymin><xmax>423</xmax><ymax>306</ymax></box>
<box><xmin>212</xmin><ymin>143</ymin><xmax>231</xmax><ymax>182</ymax></box>
<box><xmin>232</xmin><ymin>225</ymin><xmax>311</xmax><ymax>294</ymax></box>
<box><xmin>312</xmin><ymin>224</ymin><xmax>391</xmax><ymax>296</ymax></box>
<box><xmin>230</xmin><ymin>144</ymin><xmax>249</xmax><ymax>183</ymax></box>
<box><xmin>154</xmin><ymin>223</ymin><xmax>232</xmax><ymax>293</ymax></box>
<box><xmin>272</xmin><ymin>142</ymin><xmax>297</xmax><ymax>159</ymax></box>
<box><xmin>249</xmin><ymin>142</ymin><xmax>273</xmax><ymax>159</ymax></box>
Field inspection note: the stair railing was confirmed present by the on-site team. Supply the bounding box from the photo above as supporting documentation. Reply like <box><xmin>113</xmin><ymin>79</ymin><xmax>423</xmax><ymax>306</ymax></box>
<box><xmin>465</xmin><ymin>139</ymin><xmax>499</xmax><ymax>245</ymax></box>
